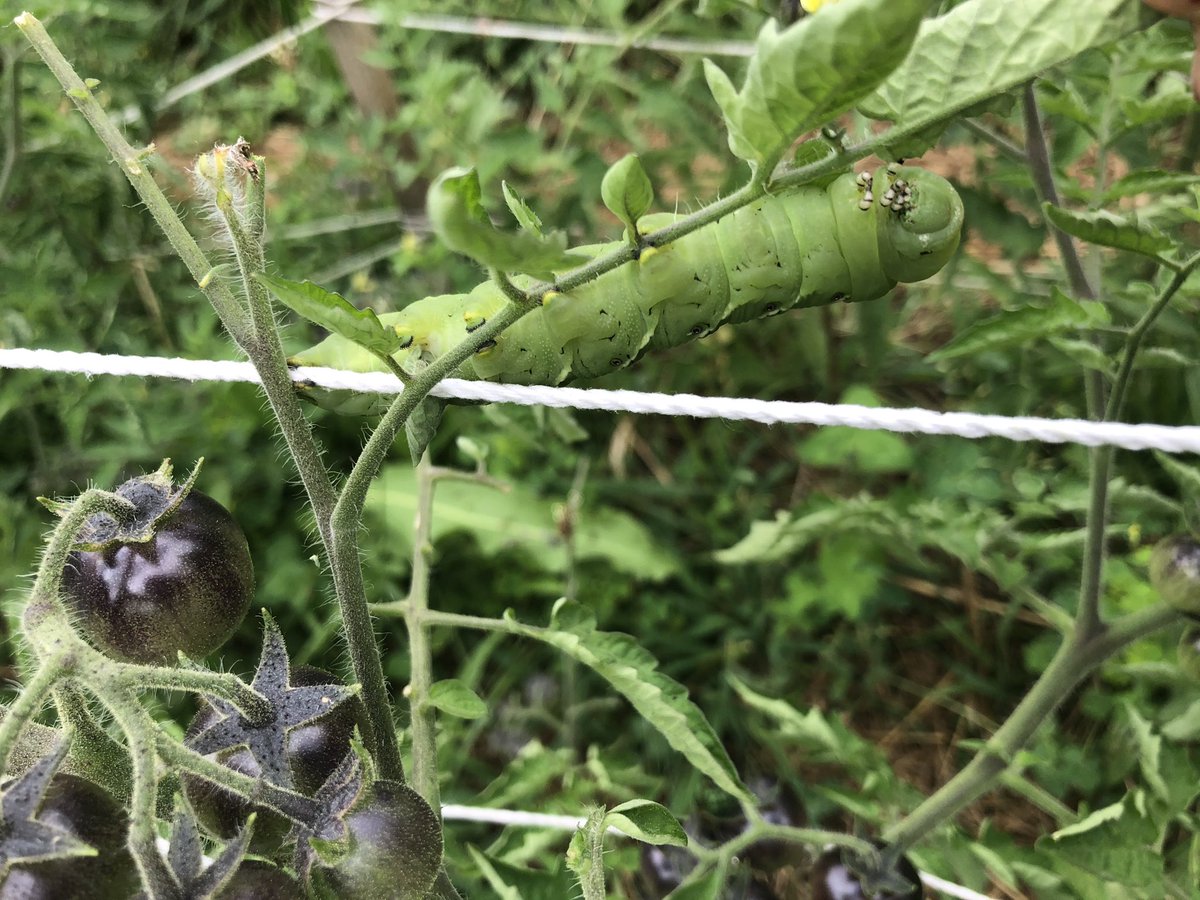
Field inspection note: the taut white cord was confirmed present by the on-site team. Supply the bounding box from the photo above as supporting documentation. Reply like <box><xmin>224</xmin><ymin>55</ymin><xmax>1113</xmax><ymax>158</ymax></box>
<box><xmin>440</xmin><ymin>804</ymin><xmax>991</xmax><ymax>900</ymax></box>
<box><xmin>114</xmin><ymin>3</ymin><xmax>754</xmax><ymax>125</ymax></box>
<box><xmin>3</xmin><ymin>347</ymin><xmax>1199</xmax><ymax>454</ymax></box>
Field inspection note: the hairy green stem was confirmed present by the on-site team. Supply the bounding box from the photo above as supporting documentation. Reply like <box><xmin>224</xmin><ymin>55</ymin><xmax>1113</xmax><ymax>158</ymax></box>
<box><xmin>884</xmin><ymin>601</ymin><xmax>1180</xmax><ymax>850</ymax></box>
<box><xmin>197</xmin><ymin>152</ymin><xmax>339</xmax><ymax>547</ymax></box>
<box><xmin>152</xmin><ymin>730</ymin><xmax>323</xmax><ymax>824</ymax></box>
<box><xmin>884</xmin><ymin>85</ymin><xmax>1191</xmax><ymax>852</ymax></box>
<box><xmin>114</xmin><ymin>665</ymin><xmax>272</xmax><ymax>724</ymax></box>
<box><xmin>52</xmin><ymin>683</ymin><xmax>133</xmax><ymax>802</ymax></box>
<box><xmin>714</xmin><ymin>820</ymin><xmax>874</xmax><ymax>863</ymax></box>
<box><xmin>371</xmin><ymin>605</ymin><xmax>508</xmax><ymax>631</ymax></box>
<box><xmin>961</xmin><ymin>118</ymin><xmax>1027</xmax><ymax>163</ymax></box>
<box><xmin>14</xmin><ymin>13</ymin><xmax>251</xmax><ymax>342</ymax></box>
<box><xmin>1022</xmin><ymin>81</ymin><xmax>1111</xmax><ymax>641</ymax></box>
<box><xmin>998</xmin><ymin>772</ymin><xmax>1078</xmax><ymax>826</ymax></box>
<box><xmin>1105</xmin><ymin>252</ymin><xmax>1200</xmax><ymax>423</ymax></box>
<box><xmin>405</xmin><ymin>452</ymin><xmax>441</xmax><ymax>811</ymax></box>
<box><xmin>0</xmin><ymin>657</ymin><xmax>67</xmax><ymax>776</ymax></box>
<box><xmin>100</xmin><ymin>694</ymin><xmax>178</xmax><ymax>899</ymax></box>
<box><xmin>30</xmin><ymin>489</ymin><xmax>134</xmax><ymax>610</ymax></box>
<box><xmin>1021</xmin><ymin>84</ymin><xmax>1094</xmax><ymax>301</ymax></box>
<box><xmin>17</xmin><ymin>11</ymin><xmax>343</xmax><ymax>596</ymax></box>
<box><xmin>0</xmin><ymin>46</ymin><xmax>20</xmax><ymax>207</ymax></box>
<box><xmin>328</xmin><ymin>300</ymin><xmax>535</xmax><ymax>780</ymax></box>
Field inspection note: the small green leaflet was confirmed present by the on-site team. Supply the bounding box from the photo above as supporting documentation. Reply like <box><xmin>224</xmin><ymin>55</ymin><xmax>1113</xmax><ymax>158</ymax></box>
<box><xmin>426</xmin><ymin>679</ymin><xmax>487</xmax><ymax>720</ymax></box>
<box><xmin>255</xmin><ymin>274</ymin><xmax>405</xmax><ymax>357</ymax></box>
<box><xmin>404</xmin><ymin>396</ymin><xmax>446</xmax><ymax>467</ymax></box>
<box><xmin>862</xmin><ymin>0</ymin><xmax>1142</xmax><ymax>154</ymax></box>
<box><xmin>501</xmin><ymin>181</ymin><xmax>544</xmax><ymax>235</ymax></box>
<box><xmin>427</xmin><ymin>167</ymin><xmax>586</xmax><ymax>279</ymax></box>
<box><xmin>600</xmin><ymin>154</ymin><xmax>654</xmax><ymax>241</ymax></box>
<box><xmin>604</xmin><ymin>799</ymin><xmax>687</xmax><ymax>847</ymax></box>
<box><xmin>928</xmin><ymin>288</ymin><xmax>1111</xmax><ymax>364</ymax></box>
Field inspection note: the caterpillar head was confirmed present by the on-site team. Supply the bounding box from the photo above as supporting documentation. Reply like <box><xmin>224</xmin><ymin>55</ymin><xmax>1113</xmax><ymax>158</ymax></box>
<box><xmin>873</xmin><ymin>164</ymin><xmax>964</xmax><ymax>284</ymax></box>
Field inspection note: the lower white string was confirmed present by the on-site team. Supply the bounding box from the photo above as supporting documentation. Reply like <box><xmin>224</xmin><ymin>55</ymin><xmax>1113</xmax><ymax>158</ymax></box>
<box><xmin>439</xmin><ymin>804</ymin><xmax>991</xmax><ymax>900</ymax></box>
<box><xmin>3</xmin><ymin>347</ymin><xmax>1198</xmax><ymax>454</ymax></box>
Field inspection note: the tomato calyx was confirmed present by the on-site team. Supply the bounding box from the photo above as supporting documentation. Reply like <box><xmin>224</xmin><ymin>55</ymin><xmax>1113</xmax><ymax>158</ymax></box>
<box><xmin>186</xmin><ymin>615</ymin><xmax>360</xmax><ymax>809</ymax></box>
<box><xmin>43</xmin><ymin>459</ymin><xmax>202</xmax><ymax>552</ymax></box>
<box><xmin>150</xmin><ymin>794</ymin><xmax>257</xmax><ymax>899</ymax></box>
<box><xmin>811</xmin><ymin>838</ymin><xmax>922</xmax><ymax>900</ymax></box>
<box><xmin>0</xmin><ymin>741</ymin><xmax>96</xmax><ymax>876</ymax></box>
<box><xmin>292</xmin><ymin>749</ymin><xmax>366</xmax><ymax>882</ymax></box>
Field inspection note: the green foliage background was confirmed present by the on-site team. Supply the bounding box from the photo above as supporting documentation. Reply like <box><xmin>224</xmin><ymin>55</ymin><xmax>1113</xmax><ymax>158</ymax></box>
<box><xmin>3</xmin><ymin>0</ymin><xmax>1200</xmax><ymax>896</ymax></box>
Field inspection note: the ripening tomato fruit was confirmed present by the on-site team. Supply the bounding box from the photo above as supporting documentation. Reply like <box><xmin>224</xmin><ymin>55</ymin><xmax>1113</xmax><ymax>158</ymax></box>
<box><xmin>62</xmin><ymin>489</ymin><xmax>254</xmax><ymax>665</ymax></box>
<box><xmin>1150</xmin><ymin>535</ymin><xmax>1200</xmax><ymax>615</ymax></box>
<box><xmin>315</xmin><ymin>781</ymin><xmax>443</xmax><ymax>900</ymax></box>
<box><xmin>216</xmin><ymin>860</ymin><xmax>300</xmax><ymax>899</ymax></box>
<box><xmin>0</xmin><ymin>774</ymin><xmax>140</xmax><ymax>900</ymax></box>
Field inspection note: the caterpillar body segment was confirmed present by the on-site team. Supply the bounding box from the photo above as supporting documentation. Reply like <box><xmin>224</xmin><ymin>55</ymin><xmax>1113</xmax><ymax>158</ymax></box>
<box><xmin>290</xmin><ymin>165</ymin><xmax>962</xmax><ymax>410</ymax></box>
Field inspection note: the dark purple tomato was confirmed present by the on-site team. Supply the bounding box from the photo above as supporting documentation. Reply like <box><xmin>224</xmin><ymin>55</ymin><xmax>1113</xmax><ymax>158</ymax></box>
<box><xmin>183</xmin><ymin>666</ymin><xmax>367</xmax><ymax>845</ymax></box>
<box><xmin>0</xmin><ymin>774</ymin><xmax>140</xmax><ymax>900</ymax></box>
<box><xmin>811</xmin><ymin>842</ymin><xmax>922</xmax><ymax>900</ymax></box>
<box><xmin>62</xmin><ymin>490</ymin><xmax>254</xmax><ymax>665</ymax></box>
<box><xmin>316</xmin><ymin>781</ymin><xmax>443</xmax><ymax>900</ymax></box>
<box><xmin>215</xmin><ymin>860</ymin><xmax>300</xmax><ymax>899</ymax></box>
<box><xmin>1150</xmin><ymin>535</ymin><xmax>1200</xmax><ymax>616</ymax></box>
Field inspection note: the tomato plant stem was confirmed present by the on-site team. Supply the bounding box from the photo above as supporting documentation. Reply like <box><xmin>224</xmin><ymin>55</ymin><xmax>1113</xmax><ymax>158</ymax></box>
<box><xmin>152</xmin><ymin>728</ymin><xmax>323</xmax><ymax>825</ymax></box>
<box><xmin>52</xmin><ymin>684</ymin><xmax>133</xmax><ymax>804</ymax></box>
<box><xmin>114</xmin><ymin>666</ymin><xmax>272</xmax><ymax>725</ymax></box>
<box><xmin>884</xmin><ymin>601</ymin><xmax>1181</xmax><ymax>851</ymax></box>
<box><xmin>724</xmin><ymin>820</ymin><xmax>875</xmax><ymax>862</ymax></box>
<box><xmin>0</xmin><ymin>658</ymin><xmax>65</xmax><ymax>776</ymax></box>
<box><xmin>328</xmin><ymin>299</ymin><xmax>536</xmax><ymax>782</ymax></box>
<box><xmin>405</xmin><ymin>453</ymin><xmax>441</xmax><ymax>812</ymax></box>
<box><xmin>100</xmin><ymin>694</ymin><xmax>175</xmax><ymax>899</ymax></box>
<box><xmin>13</xmin><ymin>14</ymin><xmax>252</xmax><ymax>343</ymax></box>
<box><xmin>30</xmin><ymin>489</ymin><xmax>134</xmax><ymax>605</ymax></box>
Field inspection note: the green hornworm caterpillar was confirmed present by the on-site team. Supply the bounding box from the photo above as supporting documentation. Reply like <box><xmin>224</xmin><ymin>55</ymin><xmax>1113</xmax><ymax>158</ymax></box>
<box><xmin>291</xmin><ymin>165</ymin><xmax>962</xmax><ymax>412</ymax></box>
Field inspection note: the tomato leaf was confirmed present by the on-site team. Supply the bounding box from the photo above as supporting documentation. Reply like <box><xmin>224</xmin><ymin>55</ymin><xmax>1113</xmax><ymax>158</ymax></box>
<box><xmin>426</xmin><ymin>679</ymin><xmax>487</xmax><ymax>720</ymax></box>
<box><xmin>501</xmin><ymin>181</ymin><xmax>544</xmax><ymax>235</ymax></box>
<box><xmin>255</xmin><ymin>275</ymin><xmax>405</xmax><ymax>358</ymax></box>
<box><xmin>600</xmin><ymin>154</ymin><xmax>654</xmax><ymax>240</ymax></box>
<box><xmin>427</xmin><ymin>167</ymin><xmax>587</xmax><ymax>279</ymax></box>
<box><xmin>703</xmin><ymin>0</ymin><xmax>928</xmax><ymax>168</ymax></box>
<box><xmin>405</xmin><ymin>396</ymin><xmax>447</xmax><ymax>467</ymax></box>
<box><xmin>604</xmin><ymin>800</ymin><xmax>688</xmax><ymax>847</ymax></box>
<box><xmin>665</xmin><ymin>867</ymin><xmax>724</xmax><ymax>899</ymax></box>
<box><xmin>1043</xmin><ymin>203</ymin><xmax>1177</xmax><ymax>259</ymax></box>
<box><xmin>861</xmin><ymin>0</ymin><xmax>1143</xmax><ymax>155</ymax></box>
<box><xmin>928</xmin><ymin>288</ymin><xmax>1111</xmax><ymax>364</ymax></box>
<box><xmin>503</xmin><ymin>600</ymin><xmax>753</xmax><ymax>805</ymax></box>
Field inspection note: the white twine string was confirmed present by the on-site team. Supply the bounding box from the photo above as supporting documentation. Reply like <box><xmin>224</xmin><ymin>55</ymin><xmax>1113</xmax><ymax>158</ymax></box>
<box><xmin>114</xmin><ymin>2</ymin><xmax>753</xmax><ymax>125</ymax></box>
<box><xmin>3</xmin><ymin>347</ymin><xmax>1198</xmax><ymax>454</ymax></box>
<box><xmin>440</xmin><ymin>804</ymin><xmax>991</xmax><ymax>900</ymax></box>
